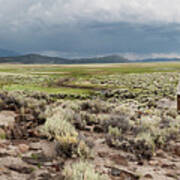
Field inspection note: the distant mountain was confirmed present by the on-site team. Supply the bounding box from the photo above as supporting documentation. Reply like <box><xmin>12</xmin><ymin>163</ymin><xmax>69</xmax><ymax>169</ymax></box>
<box><xmin>0</xmin><ymin>54</ymin><xmax>129</xmax><ymax>64</ymax></box>
<box><xmin>0</xmin><ymin>54</ymin><xmax>68</xmax><ymax>64</ymax></box>
<box><xmin>138</xmin><ymin>58</ymin><xmax>180</xmax><ymax>63</ymax></box>
<box><xmin>0</xmin><ymin>53</ymin><xmax>180</xmax><ymax>64</ymax></box>
<box><xmin>0</xmin><ymin>49</ymin><xmax>20</xmax><ymax>57</ymax></box>
<box><xmin>76</xmin><ymin>55</ymin><xmax>128</xmax><ymax>63</ymax></box>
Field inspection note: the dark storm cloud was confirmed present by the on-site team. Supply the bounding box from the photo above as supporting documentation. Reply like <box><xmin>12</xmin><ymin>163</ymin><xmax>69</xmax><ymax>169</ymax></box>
<box><xmin>1</xmin><ymin>0</ymin><xmax>180</xmax><ymax>58</ymax></box>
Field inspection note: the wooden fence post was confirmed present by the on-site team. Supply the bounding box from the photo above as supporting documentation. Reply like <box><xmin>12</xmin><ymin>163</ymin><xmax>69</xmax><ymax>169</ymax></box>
<box><xmin>177</xmin><ymin>82</ymin><xmax>180</xmax><ymax>112</ymax></box>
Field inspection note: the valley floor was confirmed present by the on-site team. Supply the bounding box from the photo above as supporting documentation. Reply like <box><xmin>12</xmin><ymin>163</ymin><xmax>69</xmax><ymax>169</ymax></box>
<box><xmin>0</xmin><ymin>63</ymin><xmax>180</xmax><ymax>179</ymax></box>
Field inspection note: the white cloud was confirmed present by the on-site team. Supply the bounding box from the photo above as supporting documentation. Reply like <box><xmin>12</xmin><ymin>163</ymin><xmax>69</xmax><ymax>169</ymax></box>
<box><xmin>38</xmin><ymin>50</ymin><xmax>180</xmax><ymax>60</ymax></box>
<box><xmin>122</xmin><ymin>52</ymin><xmax>180</xmax><ymax>60</ymax></box>
<box><xmin>0</xmin><ymin>0</ymin><xmax>180</xmax><ymax>32</ymax></box>
<box><xmin>38</xmin><ymin>50</ymin><xmax>80</xmax><ymax>58</ymax></box>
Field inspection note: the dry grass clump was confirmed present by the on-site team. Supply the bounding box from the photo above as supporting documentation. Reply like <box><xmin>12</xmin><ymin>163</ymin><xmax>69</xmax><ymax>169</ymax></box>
<box><xmin>63</xmin><ymin>161</ymin><xmax>109</xmax><ymax>180</ymax></box>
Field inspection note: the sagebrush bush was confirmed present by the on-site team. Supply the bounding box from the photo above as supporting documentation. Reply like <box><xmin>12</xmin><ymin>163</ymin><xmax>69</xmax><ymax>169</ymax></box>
<box><xmin>63</xmin><ymin>161</ymin><xmax>109</xmax><ymax>180</ymax></box>
<box><xmin>42</xmin><ymin>106</ymin><xmax>90</xmax><ymax>158</ymax></box>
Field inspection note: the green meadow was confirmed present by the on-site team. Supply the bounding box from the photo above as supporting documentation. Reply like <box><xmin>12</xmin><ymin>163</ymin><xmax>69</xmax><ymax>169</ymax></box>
<box><xmin>0</xmin><ymin>62</ymin><xmax>180</xmax><ymax>95</ymax></box>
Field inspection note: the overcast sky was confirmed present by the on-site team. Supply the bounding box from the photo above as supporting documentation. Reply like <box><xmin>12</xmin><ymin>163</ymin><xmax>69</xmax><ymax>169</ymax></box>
<box><xmin>1</xmin><ymin>0</ymin><xmax>180</xmax><ymax>59</ymax></box>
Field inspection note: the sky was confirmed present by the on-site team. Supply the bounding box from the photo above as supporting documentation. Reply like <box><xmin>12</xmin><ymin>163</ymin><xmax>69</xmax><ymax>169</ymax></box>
<box><xmin>0</xmin><ymin>0</ymin><xmax>180</xmax><ymax>59</ymax></box>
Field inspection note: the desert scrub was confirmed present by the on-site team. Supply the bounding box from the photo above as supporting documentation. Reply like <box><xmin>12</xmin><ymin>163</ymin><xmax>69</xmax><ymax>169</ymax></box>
<box><xmin>61</xmin><ymin>100</ymin><xmax>81</xmax><ymax>112</ymax></box>
<box><xmin>106</xmin><ymin>111</ymin><xmax>180</xmax><ymax>160</ymax></box>
<box><xmin>96</xmin><ymin>72</ymin><xmax>179</xmax><ymax>103</ymax></box>
<box><xmin>108</xmin><ymin>126</ymin><xmax>122</xmax><ymax>138</ymax></box>
<box><xmin>63</xmin><ymin>161</ymin><xmax>109</xmax><ymax>180</ymax></box>
<box><xmin>80</xmin><ymin>100</ymin><xmax>112</xmax><ymax>114</ymax></box>
<box><xmin>113</xmin><ymin>104</ymin><xmax>136</xmax><ymax>119</ymax></box>
<box><xmin>0</xmin><ymin>128</ymin><xmax>6</xmax><ymax>139</ymax></box>
<box><xmin>79</xmin><ymin>111</ymin><xmax>98</xmax><ymax>126</ymax></box>
<box><xmin>43</xmin><ymin>107</ymin><xmax>78</xmax><ymax>138</ymax></box>
<box><xmin>42</xmin><ymin>106</ymin><xmax>90</xmax><ymax>158</ymax></box>
<box><xmin>103</xmin><ymin>115</ymin><xmax>131</xmax><ymax>133</ymax></box>
<box><xmin>139</xmin><ymin>116</ymin><xmax>161</xmax><ymax>132</ymax></box>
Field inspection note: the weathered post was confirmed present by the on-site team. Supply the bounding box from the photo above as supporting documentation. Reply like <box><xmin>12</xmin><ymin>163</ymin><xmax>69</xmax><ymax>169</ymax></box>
<box><xmin>177</xmin><ymin>81</ymin><xmax>180</xmax><ymax>112</ymax></box>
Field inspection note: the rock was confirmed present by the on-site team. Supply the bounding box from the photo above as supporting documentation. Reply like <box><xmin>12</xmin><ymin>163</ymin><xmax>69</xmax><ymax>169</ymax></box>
<box><xmin>161</xmin><ymin>163</ymin><xmax>176</xmax><ymax>169</ymax></box>
<box><xmin>165</xmin><ymin>170</ymin><xmax>179</xmax><ymax>179</ymax></box>
<box><xmin>144</xmin><ymin>174</ymin><xmax>153</xmax><ymax>179</ymax></box>
<box><xmin>7</xmin><ymin>164</ymin><xmax>34</xmax><ymax>174</ymax></box>
<box><xmin>0</xmin><ymin>145</ymin><xmax>18</xmax><ymax>157</ymax></box>
<box><xmin>0</xmin><ymin>140</ymin><xmax>9</xmax><ymax>147</ymax></box>
<box><xmin>173</xmin><ymin>144</ymin><xmax>180</xmax><ymax>156</ymax></box>
<box><xmin>0</xmin><ymin>149</ymin><xmax>9</xmax><ymax>157</ymax></box>
<box><xmin>110</xmin><ymin>154</ymin><xmax>128</xmax><ymax>166</ymax></box>
<box><xmin>42</xmin><ymin>142</ymin><xmax>57</xmax><ymax>159</ymax></box>
<box><xmin>93</xmin><ymin>125</ymin><xmax>104</xmax><ymax>133</ymax></box>
<box><xmin>38</xmin><ymin>173</ymin><xmax>52</xmax><ymax>180</ymax></box>
<box><xmin>110</xmin><ymin>167</ymin><xmax>139</xmax><ymax>180</ymax></box>
<box><xmin>1</xmin><ymin>157</ymin><xmax>34</xmax><ymax>175</ymax></box>
<box><xmin>0</xmin><ymin>111</ymin><xmax>16</xmax><ymax>128</ymax></box>
<box><xmin>18</xmin><ymin>144</ymin><xmax>29</xmax><ymax>154</ymax></box>
<box><xmin>111</xmin><ymin>167</ymin><xmax>121</xmax><ymax>176</ymax></box>
<box><xmin>149</xmin><ymin>160</ymin><xmax>159</xmax><ymax>166</ymax></box>
<box><xmin>27</xmin><ymin>170</ymin><xmax>51</xmax><ymax>180</ymax></box>
<box><xmin>98</xmin><ymin>151</ymin><xmax>109</xmax><ymax>158</ymax></box>
<box><xmin>29</xmin><ymin>142</ymin><xmax>42</xmax><ymax>150</ymax></box>
<box><xmin>156</xmin><ymin>149</ymin><xmax>166</xmax><ymax>158</ymax></box>
<box><xmin>53</xmin><ymin>174</ymin><xmax>65</xmax><ymax>180</ymax></box>
<box><xmin>30</xmin><ymin>141</ymin><xmax>57</xmax><ymax>159</ymax></box>
<box><xmin>22</xmin><ymin>152</ymin><xmax>53</xmax><ymax>166</ymax></box>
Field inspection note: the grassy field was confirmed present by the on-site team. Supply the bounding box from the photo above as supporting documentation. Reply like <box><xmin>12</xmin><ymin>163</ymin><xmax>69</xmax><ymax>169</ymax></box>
<box><xmin>0</xmin><ymin>62</ymin><xmax>180</xmax><ymax>95</ymax></box>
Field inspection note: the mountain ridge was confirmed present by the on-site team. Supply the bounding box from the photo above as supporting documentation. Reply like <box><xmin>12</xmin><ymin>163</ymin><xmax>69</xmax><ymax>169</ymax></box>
<box><xmin>0</xmin><ymin>54</ymin><xmax>129</xmax><ymax>64</ymax></box>
<box><xmin>0</xmin><ymin>53</ymin><xmax>180</xmax><ymax>64</ymax></box>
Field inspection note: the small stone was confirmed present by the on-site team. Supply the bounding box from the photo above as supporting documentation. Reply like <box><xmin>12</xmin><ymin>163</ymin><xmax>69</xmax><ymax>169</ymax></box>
<box><xmin>53</xmin><ymin>174</ymin><xmax>65</xmax><ymax>180</ymax></box>
<box><xmin>111</xmin><ymin>167</ymin><xmax>139</xmax><ymax>179</ymax></box>
<box><xmin>149</xmin><ymin>160</ymin><xmax>158</xmax><ymax>166</ymax></box>
<box><xmin>98</xmin><ymin>151</ymin><xmax>108</xmax><ymax>158</ymax></box>
<box><xmin>0</xmin><ymin>111</ymin><xmax>16</xmax><ymax>128</ymax></box>
<box><xmin>22</xmin><ymin>152</ymin><xmax>52</xmax><ymax>166</ymax></box>
<box><xmin>27</xmin><ymin>170</ymin><xmax>51</xmax><ymax>180</ymax></box>
<box><xmin>111</xmin><ymin>167</ymin><xmax>121</xmax><ymax>176</ymax></box>
<box><xmin>110</xmin><ymin>154</ymin><xmax>128</xmax><ymax>166</ymax></box>
<box><xmin>93</xmin><ymin>125</ymin><xmax>104</xmax><ymax>133</ymax></box>
<box><xmin>156</xmin><ymin>149</ymin><xmax>166</xmax><ymax>158</ymax></box>
<box><xmin>29</xmin><ymin>142</ymin><xmax>42</xmax><ymax>150</ymax></box>
<box><xmin>0</xmin><ymin>149</ymin><xmax>9</xmax><ymax>157</ymax></box>
<box><xmin>42</xmin><ymin>142</ymin><xmax>57</xmax><ymax>159</ymax></box>
<box><xmin>161</xmin><ymin>163</ymin><xmax>176</xmax><ymax>169</ymax></box>
<box><xmin>173</xmin><ymin>144</ymin><xmax>180</xmax><ymax>156</ymax></box>
<box><xmin>165</xmin><ymin>171</ymin><xmax>178</xmax><ymax>179</ymax></box>
<box><xmin>18</xmin><ymin>144</ymin><xmax>29</xmax><ymax>154</ymax></box>
<box><xmin>7</xmin><ymin>164</ymin><xmax>34</xmax><ymax>174</ymax></box>
<box><xmin>144</xmin><ymin>174</ymin><xmax>153</xmax><ymax>179</ymax></box>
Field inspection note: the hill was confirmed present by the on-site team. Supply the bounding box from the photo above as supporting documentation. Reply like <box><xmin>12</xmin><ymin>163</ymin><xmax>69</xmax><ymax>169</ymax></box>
<box><xmin>1</xmin><ymin>53</ymin><xmax>180</xmax><ymax>64</ymax></box>
<box><xmin>0</xmin><ymin>54</ymin><xmax>129</xmax><ymax>64</ymax></box>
